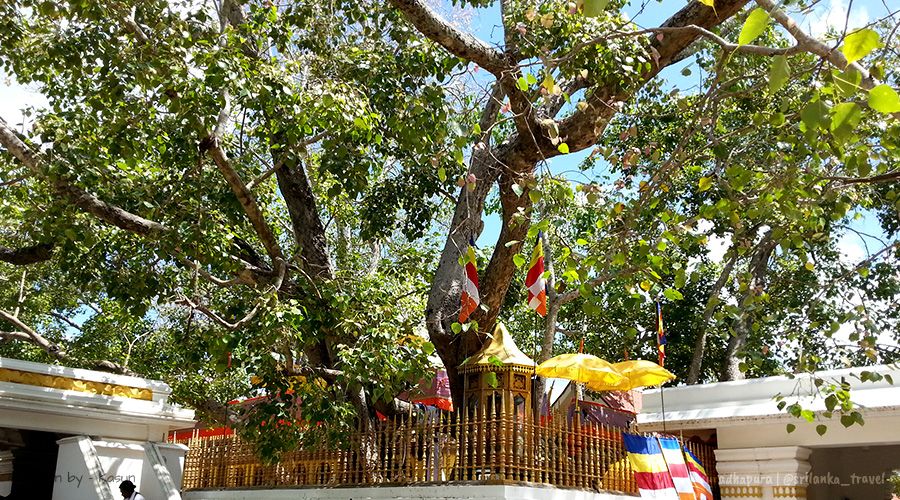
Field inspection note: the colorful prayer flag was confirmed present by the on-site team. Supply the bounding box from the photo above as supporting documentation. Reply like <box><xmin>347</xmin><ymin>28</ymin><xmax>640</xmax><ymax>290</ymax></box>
<box><xmin>525</xmin><ymin>233</ymin><xmax>547</xmax><ymax>316</ymax></box>
<box><xmin>459</xmin><ymin>239</ymin><xmax>480</xmax><ymax>323</ymax></box>
<box><xmin>657</xmin><ymin>437</ymin><xmax>697</xmax><ymax>500</ymax></box>
<box><xmin>656</xmin><ymin>302</ymin><xmax>667</xmax><ymax>367</ymax></box>
<box><xmin>623</xmin><ymin>433</ymin><xmax>678</xmax><ymax>499</ymax></box>
<box><xmin>684</xmin><ymin>447</ymin><xmax>713</xmax><ymax>500</ymax></box>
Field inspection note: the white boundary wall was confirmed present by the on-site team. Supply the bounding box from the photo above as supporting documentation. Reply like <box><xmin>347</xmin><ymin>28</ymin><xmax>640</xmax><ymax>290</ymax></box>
<box><xmin>185</xmin><ymin>485</ymin><xmax>637</xmax><ymax>500</ymax></box>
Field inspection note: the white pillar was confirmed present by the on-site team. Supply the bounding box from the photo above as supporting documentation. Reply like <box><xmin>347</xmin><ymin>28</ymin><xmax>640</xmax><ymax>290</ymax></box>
<box><xmin>715</xmin><ymin>446</ymin><xmax>811</xmax><ymax>500</ymax></box>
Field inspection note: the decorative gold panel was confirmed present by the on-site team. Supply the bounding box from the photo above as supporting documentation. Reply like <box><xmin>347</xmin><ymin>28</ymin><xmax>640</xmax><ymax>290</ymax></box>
<box><xmin>721</xmin><ymin>485</ymin><xmax>763</xmax><ymax>498</ymax></box>
<box><xmin>773</xmin><ymin>485</ymin><xmax>807</xmax><ymax>498</ymax></box>
<box><xmin>0</xmin><ymin>368</ymin><xmax>152</xmax><ymax>400</ymax></box>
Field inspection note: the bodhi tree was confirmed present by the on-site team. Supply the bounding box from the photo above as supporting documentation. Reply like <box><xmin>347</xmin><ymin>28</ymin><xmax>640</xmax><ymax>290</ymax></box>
<box><xmin>390</xmin><ymin>0</ymin><xmax>899</xmax><ymax>402</ymax></box>
<box><xmin>0</xmin><ymin>0</ymin><xmax>466</xmax><ymax>449</ymax></box>
<box><xmin>1</xmin><ymin>0</ymin><xmax>899</xmax><ymax>452</ymax></box>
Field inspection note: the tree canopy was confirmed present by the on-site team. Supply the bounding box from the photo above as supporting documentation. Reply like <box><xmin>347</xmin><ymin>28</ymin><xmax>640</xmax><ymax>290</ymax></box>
<box><xmin>1</xmin><ymin>0</ymin><xmax>898</xmax><ymax>454</ymax></box>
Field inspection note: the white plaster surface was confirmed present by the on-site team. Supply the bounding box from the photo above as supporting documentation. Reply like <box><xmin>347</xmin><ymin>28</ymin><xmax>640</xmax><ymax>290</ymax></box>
<box><xmin>184</xmin><ymin>484</ymin><xmax>638</xmax><ymax>500</ymax></box>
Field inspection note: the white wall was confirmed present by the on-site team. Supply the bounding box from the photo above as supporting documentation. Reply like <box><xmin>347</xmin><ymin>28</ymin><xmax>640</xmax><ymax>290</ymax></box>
<box><xmin>52</xmin><ymin>437</ymin><xmax>188</xmax><ymax>500</ymax></box>
<box><xmin>184</xmin><ymin>484</ymin><xmax>638</xmax><ymax>500</ymax></box>
<box><xmin>716</xmin><ymin>412</ymin><xmax>900</xmax><ymax>450</ymax></box>
<box><xmin>808</xmin><ymin>445</ymin><xmax>900</xmax><ymax>500</ymax></box>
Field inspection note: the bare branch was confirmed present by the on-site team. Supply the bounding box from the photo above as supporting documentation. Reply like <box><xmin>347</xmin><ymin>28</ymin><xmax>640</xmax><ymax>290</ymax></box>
<box><xmin>176</xmin><ymin>257</ymin><xmax>286</xmax><ymax>330</ymax></box>
<box><xmin>824</xmin><ymin>169</ymin><xmax>900</xmax><ymax>185</ymax></box>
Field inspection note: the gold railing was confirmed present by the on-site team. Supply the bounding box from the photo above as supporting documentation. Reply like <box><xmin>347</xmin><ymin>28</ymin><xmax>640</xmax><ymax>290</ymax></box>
<box><xmin>177</xmin><ymin>411</ymin><xmax>717</xmax><ymax>494</ymax></box>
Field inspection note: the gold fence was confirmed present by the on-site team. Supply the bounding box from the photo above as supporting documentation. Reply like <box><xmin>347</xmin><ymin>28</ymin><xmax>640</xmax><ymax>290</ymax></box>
<box><xmin>177</xmin><ymin>412</ymin><xmax>717</xmax><ymax>494</ymax></box>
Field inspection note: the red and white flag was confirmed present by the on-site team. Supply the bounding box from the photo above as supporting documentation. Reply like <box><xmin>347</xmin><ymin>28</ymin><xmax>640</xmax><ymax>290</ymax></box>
<box><xmin>525</xmin><ymin>233</ymin><xmax>547</xmax><ymax>316</ymax></box>
<box><xmin>459</xmin><ymin>239</ymin><xmax>480</xmax><ymax>323</ymax></box>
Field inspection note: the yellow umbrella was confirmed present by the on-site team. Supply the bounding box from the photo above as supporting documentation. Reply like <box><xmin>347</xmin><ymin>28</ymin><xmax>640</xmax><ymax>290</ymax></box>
<box><xmin>536</xmin><ymin>353</ymin><xmax>628</xmax><ymax>392</ymax></box>
<box><xmin>612</xmin><ymin>360</ymin><xmax>675</xmax><ymax>390</ymax></box>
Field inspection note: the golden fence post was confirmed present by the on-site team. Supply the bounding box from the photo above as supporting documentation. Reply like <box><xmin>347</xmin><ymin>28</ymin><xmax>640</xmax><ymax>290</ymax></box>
<box><xmin>590</xmin><ymin>421</ymin><xmax>600</xmax><ymax>489</ymax></box>
<box><xmin>574</xmin><ymin>409</ymin><xmax>582</xmax><ymax>488</ymax></box>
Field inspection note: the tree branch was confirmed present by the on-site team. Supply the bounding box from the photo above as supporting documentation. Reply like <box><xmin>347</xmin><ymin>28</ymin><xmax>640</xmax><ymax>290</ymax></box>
<box><xmin>0</xmin><ymin>309</ymin><xmax>68</xmax><ymax>360</ymax></box>
<box><xmin>556</xmin><ymin>0</ymin><xmax>751</xmax><ymax>155</ymax></box>
<box><xmin>176</xmin><ymin>257</ymin><xmax>286</xmax><ymax>330</ymax></box>
<box><xmin>756</xmin><ymin>0</ymin><xmax>900</xmax><ymax>119</ymax></box>
<box><xmin>0</xmin><ymin>117</ymin><xmax>168</xmax><ymax>237</ymax></box>
<box><xmin>387</xmin><ymin>0</ymin><xmax>509</xmax><ymax>75</ymax></box>
<box><xmin>0</xmin><ymin>242</ymin><xmax>54</xmax><ymax>266</ymax></box>
<box><xmin>205</xmin><ymin>133</ymin><xmax>285</xmax><ymax>263</ymax></box>
<box><xmin>50</xmin><ymin>312</ymin><xmax>83</xmax><ymax>332</ymax></box>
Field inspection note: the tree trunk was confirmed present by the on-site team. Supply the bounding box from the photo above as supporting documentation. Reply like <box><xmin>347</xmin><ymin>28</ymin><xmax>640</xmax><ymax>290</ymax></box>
<box><xmin>533</xmin><ymin>231</ymin><xmax>559</xmax><ymax>419</ymax></box>
<box><xmin>274</xmin><ymin>153</ymin><xmax>333</xmax><ymax>281</ymax></box>
<box><xmin>686</xmin><ymin>252</ymin><xmax>737</xmax><ymax>384</ymax></box>
<box><xmin>721</xmin><ymin>232</ymin><xmax>776</xmax><ymax>381</ymax></box>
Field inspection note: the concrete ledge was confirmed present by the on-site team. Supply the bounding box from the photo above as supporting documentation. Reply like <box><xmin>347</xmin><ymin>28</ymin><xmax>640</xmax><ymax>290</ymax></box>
<box><xmin>184</xmin><ymin>484</ymin><xmax>638</xmax><ymax>500</ymax></box>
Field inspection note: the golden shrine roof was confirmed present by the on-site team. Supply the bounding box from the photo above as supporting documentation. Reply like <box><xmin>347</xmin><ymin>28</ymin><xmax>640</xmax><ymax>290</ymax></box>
<box><xmin>459</xmin><ymin>323</ymin><xmax>536</xmax><ymax>373</ymax></box>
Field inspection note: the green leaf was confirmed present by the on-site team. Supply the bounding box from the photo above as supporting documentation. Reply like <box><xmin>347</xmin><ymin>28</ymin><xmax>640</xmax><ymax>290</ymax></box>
<box><xmin>830</xmin><ymin>102</ymin><xmax>862</xmax><ymax>143</ymax></box>
<box><xmin>451</xmin><ymin>322</ymin><xmax>462</xmax><ymax>334</ymax></box>
<box><xmin>768</xmin><ymin>55</ymin><xmax>790</xmax><ymax>93</ymax></box>
<box><xmin>558</xmin><ymin>143</ymin><xmax>570</xmax><ymax>154</ymax></box>
<box><xmin>517</xmin><ymin>77</ymin><xmax>528</xmax><ymax>91</ymax></box>
<box><xmin>437</xmin><ymin>167</ymin><xmax>446</xmax><ymax>182</ymax></box>
<box><xmin>663</xmin><ymin>288</ymin><xmax>684</xmax><ymax>301</ymax></box>
<box><xmin>801</xmin><ymin>99</ymin><xmax>830</xmax><ymax>131</ymax></box>
<box><xmin>739</xmin><ymin>8</ymin><xmax>770</xmax><ymax>45</ymax></box>
<box><xmin>816</xmin><ymin>424</ymin><xmax>827</xmax><ymax>436</ymax></box>
<box><xmin>513</xmin><ymin>254</ymin><xmax>526</xmax><ymax>268</ymax></box>
<box><xmin>698</xmin><ymin>176</ymin><xmax>713</xmax><ymax>192</ymax></box>
<box><xmin>786</xmin><ymin>423</ymin><xmax>796</xmax><ymax>433</ymax></box>
<box><xmin>842</xmin><ymin>29</ymin><xmax>880</xmax><ymax>64</ymax></box>
<box><xmin>834</xmin><ymin>68</ymin><xmax>862</xmax><ymax>97</ymax></box>
<box><xmin>584</xmin><ymin>0</ymin><xmax>610</xmax><ymax>16</ymax></box>
<box><xmin>868</xmin><ymin>84</ymin><xmax>900</xmax><ymax>114</ymax></box>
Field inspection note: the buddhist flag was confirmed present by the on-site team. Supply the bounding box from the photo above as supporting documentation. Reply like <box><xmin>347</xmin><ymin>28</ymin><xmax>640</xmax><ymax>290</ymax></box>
<box><xmin>525</xmin><ymin>233</ymin><xmax>547</xmax><ymax>316</ymax></box>
<box><xmin>657</xmin><ymin>437</ymin><xmax>697</xmax><ymax>500</ymax></box>
<box><xmin>656</xmin><ymin>302</ymin><xmax>667</xmax><ymax>367</ymax></box>
<box><xmin>623</xmin><ymin>433</ymin><xmax>678</xmax><ymax>499</ymax></box>
<box><xmin>459</xmin><ymin>239</ymin><xmax>480</xmax><ymax>323</ymax></box>
<box><xmin>684</xmin><ymin>447</ymin><xmax>713</xmax><ymax>500</ymax></box>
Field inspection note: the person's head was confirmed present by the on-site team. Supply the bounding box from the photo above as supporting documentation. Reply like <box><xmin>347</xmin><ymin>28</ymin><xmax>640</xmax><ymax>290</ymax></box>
<box><xmin>119</xmin><ymin>480</ymin><xmax>135</xmax><ymax>497</ymax></box>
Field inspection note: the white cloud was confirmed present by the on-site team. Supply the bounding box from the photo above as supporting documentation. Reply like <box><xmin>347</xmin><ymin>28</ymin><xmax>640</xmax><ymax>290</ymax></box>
<box><xmin>805</xmin><ymin>0</ymin><xmax>871</xmax><ymax>38</ymax></box>
<box><xmin>0</xmin><ymin>72</ymin><xmax>48</xmax><ymax>131</ymax></box>
<box><xmin>836</xmin><ymin>231</ymin><xmax>866</xmax><ymax>264</ymax></box>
